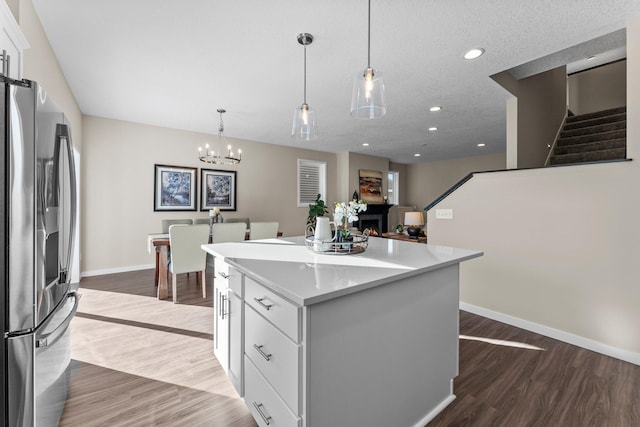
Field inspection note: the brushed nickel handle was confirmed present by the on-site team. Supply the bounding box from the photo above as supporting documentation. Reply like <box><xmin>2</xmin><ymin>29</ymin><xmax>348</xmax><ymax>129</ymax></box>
<box><xmin>219</xmin><ymin>293</ymin><xmax>227</xmax><ymax>319</ymax></box>
<box><xmin>218</xmin><ymin>272</ymin><xmax>229</xmax><ymax>279</ymax></box>
<box><xmin>253</xmin><ymin>344</ymin><xmax>272</xmax><ymax>361</ymax></box>
<box><xmin>253</xmin><ymin>297</ymin><xmax>273</xmax><ymax>311</ymax></box>
<box><xmin>252</xmin><ymin>402</ymin><xmax>272</xmax><ymax>425</ymax></box>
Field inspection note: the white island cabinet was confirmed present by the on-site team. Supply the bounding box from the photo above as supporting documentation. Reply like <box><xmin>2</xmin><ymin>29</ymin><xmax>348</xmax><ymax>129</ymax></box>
<box><xmin>203</xmin><ymin>237</ymin><xmax>482</xmax><ymax>427</ymax></box>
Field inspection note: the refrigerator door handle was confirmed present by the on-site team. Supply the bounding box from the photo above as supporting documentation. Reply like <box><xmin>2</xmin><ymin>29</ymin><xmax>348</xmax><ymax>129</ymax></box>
<box><xmin>36</xmin><ymin>292</ymin><xmax>80</xmax><ymax>349</ymax></box>
<box><xmin>57</xmin><ymin>123</ymin><xmax>77</xmax><ymax>284</ymax></box>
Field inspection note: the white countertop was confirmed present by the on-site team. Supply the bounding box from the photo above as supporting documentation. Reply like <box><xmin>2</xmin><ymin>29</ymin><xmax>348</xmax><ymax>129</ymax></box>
<box><xmin>202</xmin><ymin>236</ymin><xmax>482</xmax><ymax>306</ymax></box>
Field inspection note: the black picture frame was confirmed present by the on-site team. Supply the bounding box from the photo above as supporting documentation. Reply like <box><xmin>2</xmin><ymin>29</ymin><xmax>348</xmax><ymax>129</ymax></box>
<box><xmin>153</xmin><ymin>164</ymin><xmax>197</xmax><ymax>211</ymax></box>
<box><xmin>200</xmin><ymin>169</ymin><xmax>237</xmax><ymax>211</ymax></box>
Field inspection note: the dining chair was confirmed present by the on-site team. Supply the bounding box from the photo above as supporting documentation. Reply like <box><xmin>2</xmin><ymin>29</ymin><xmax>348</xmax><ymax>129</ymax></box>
<box><xmin>161</xmin><ymin>219</ymin><xmax>192</xmax><ymax>233</ymax></box>
<box><xmin>193</xmin><ymin>218</ymin><xmax>210</xmax><ymax>225</ymax></box>
<box><xmin>168</xmin><ymin>224</ymin><xmax>209</xmax><ymax>303</ymax></box>
<box><xmin>223</xmin><ymin>217</ymin><xmax>250</xmax><ymax>229</ymax></box>
<box><xmin>249</xmin><ymin>221</ymin><xmax>279</xmax><ymax>240</ymax></box>
<box><xmin>211</xmin><ymin>222</ymin><xmax>247</xmax><ymax>243</ymax></box>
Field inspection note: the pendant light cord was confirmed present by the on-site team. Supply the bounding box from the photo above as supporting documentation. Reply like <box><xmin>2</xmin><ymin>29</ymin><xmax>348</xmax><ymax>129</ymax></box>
<box><xmin>367</xmin><ymin>0</ymin><xmax>371</xmax><ymax>68</ymax></box>
<box><xmin>303</xmin><ymin>44</ymin><xmax>307</xmax><ymax>104</ymax></box>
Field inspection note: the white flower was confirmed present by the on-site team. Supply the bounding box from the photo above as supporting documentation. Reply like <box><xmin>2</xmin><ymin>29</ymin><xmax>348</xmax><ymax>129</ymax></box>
<box><xmin>334</xmin><ymin>200</ymin><xmax>367</xmax><ymax>226</ymax></box>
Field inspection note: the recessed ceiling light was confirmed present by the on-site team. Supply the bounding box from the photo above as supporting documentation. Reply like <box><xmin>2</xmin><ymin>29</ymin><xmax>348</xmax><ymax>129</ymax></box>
<box><xmin>477</xmin><ymin>143</ymin><xmax>486</xmax><ymax>147</ymax></box>
<box><xmin>464</xmin><ymin>48</ymin><xmax>485</xmax><ymax>60</ymax></box>
<box><xmin>587</xmin><ymin>55</ymin><xmax>596</xmax><ymax>61</ymax></box>
<box><xmin>414</xmin><ymin>153</ymin><xmax>421</xmax><ymax>157</ymax></box>
<box><xmin>428</xmin><ymin>127</ymin><xmax>438</xmax><ymax>131</ymax></box>
<box><xmin>430</xmin><ymin>106</ymin><xmax>442</xmax><ymax>112</ymax></box>
<box><xmin>362</xmin><ymin>143</ymin><xmax>370</xmax><ymax>147</ymax></box>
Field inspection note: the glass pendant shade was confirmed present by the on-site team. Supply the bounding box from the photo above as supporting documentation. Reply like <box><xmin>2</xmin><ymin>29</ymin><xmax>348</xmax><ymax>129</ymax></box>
<box><xmin>292</xmin><ymin>103</ymin><xmax>318</xmax><ymax>140</ymax></box>
<box><xmin>350</xmin><ymin>67</ymin><xmax>386</xmax><ymax>119</ymax></box>
<box><xmin>292</xmin><ymin>33</ymin><xmax>318</xmax><ymax>140</ymax></box>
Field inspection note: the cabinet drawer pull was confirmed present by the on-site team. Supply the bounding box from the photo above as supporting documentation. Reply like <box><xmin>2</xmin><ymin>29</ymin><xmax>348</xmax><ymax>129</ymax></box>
<box><xmin>253</xmin><ymin>344</ymin><xmax>272</xmax><ymax>361</ymax></box>
<box><xmin>252</xmin><ymin>402</ymin><xmax>272</xmax><ymax>425</ymax></box>
<box><xmin>219</xmin><ymin>294</ymin><xmax>228</xmax><ymax>319</ymax></box>
<box><xmin>253</xmin><ymin>297</ymin><xmax>273</xmax><ymax>311</ymax></box>
<box><xmin>218</xmin><ymin>272</ymin><xmax>229</xmax><ymax>279</ymax></box>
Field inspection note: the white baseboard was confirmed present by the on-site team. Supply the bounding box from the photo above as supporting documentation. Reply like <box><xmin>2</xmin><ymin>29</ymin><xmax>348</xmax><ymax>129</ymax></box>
<box><xmin>460</xmin><ymin>302</ymin><xmax>640</xmax><ymax>366</ymax></box>
<box><xmin>81</xmin><ymin>263</ymin><xmax>154</xmax><ymax>278</ymax></box>
<box><xmin>412</xmin><ymin>394</ymin><xmax>456</xmax><ymax>427</ymax></box>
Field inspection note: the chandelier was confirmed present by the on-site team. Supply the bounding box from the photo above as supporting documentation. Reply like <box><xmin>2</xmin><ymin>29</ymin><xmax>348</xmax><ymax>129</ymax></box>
<box><xmin>198</xmin><ymin>109</ymin><xmax>242</xmax><ymax>165</ymax></box>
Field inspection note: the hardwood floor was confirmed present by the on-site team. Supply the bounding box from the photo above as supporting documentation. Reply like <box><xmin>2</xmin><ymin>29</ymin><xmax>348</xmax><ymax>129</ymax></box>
<box><xmin>61</xmin><ymin>269</ymin><xmax>640</xmax><ymax>426</ymax></box>
<box><xmin>60</xmin><ymin>269</ymin><xmax>256</xmax><ymax>427</ymax></box>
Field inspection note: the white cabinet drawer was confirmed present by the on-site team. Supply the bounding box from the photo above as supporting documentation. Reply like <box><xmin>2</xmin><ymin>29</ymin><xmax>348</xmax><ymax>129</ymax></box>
<box><xmin>214</xmin><ymin>259</ymin><xmax>230</xmax><ymax>283</ymax></box>
<box><xmin>245</xmin><ymin>305</ymin><xmax>300</xmax><ymax>414</ymax></box>
<box><xmin>228</xmin><ymin>266</ymin><xmax>242</xmax><ymax>294</ymax></box>
<box><xmin>245</xmin><ymin>276</ymin><xmax>299</xmax><ymax>341</ymax></box>
<box><xmin>245</xmin><ymin>356</ymin><xmax>300</xmax><ymax>427</ymax></box>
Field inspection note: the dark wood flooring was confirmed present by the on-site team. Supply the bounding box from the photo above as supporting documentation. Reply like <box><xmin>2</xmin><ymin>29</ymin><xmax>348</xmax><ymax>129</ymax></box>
<box><xmin>61</xmin><ymin>269</ymin><xmax>640</xmax><ymax>426</ymax></box>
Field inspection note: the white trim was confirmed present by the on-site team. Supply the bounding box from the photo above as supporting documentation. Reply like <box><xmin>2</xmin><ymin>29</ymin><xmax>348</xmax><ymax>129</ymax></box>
<box><xmin>81</xmin><ymin>263</ymin><xmax>154</xmax><ymax>278</ymax></box>
<box><xmin>411</xmin><ymin>394</ymin><xmax>456</xmax><ymax>427</ymax></box>
<box><xmin>460</xmin><ymin>302</ymin><xmax>640</xmax><ymax>366</ymax></box>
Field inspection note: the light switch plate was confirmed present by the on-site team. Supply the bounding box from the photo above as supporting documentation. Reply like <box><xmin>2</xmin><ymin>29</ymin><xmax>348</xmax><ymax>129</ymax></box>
<box><xmin>435</xmin><ymin>208</ymin><xmax>453</xmax><ymax>219</ymax></box>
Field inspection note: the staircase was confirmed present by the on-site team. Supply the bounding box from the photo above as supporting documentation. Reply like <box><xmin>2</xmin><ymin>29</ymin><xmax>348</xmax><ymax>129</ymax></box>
<box><xmin>549</xmin><ymin>106</ymin><xmax>626</xmax><ymax>165</ymax></box>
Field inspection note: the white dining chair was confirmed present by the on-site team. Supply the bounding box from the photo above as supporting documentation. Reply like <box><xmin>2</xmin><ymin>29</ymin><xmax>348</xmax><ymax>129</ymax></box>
<box><xmin>249</xmin><ymin>221</ymin><xmax>279</xmax><ymax>240</ymax></box>
<box><xmin>168</xmin><ymin>224</ymin><xmax>209</xmax><ymax>303</ymax></box>
<box><xmin>211</xmin><ymin>222</ymin><xmax>247</xmax><ymax>243</ymax></box>
<box><xmin>161</xmin><ymin>219</ymin><xmax>192</xmax><ymax>233</ymax></box>
<box><xmin>223</xmin><ymin>217</ymin><xmax>250</xmax><ymax>229</ymax></box>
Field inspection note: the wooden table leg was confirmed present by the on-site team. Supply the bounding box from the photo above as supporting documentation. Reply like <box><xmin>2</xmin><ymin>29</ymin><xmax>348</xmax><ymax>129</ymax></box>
<box><xmin>154</xmin><ymin>249</ymin><xmax>160</xmax><ymax>286</ymax></box>
<box><xmin>157</xmin><ymin>245</ymin><xmax>169</xmax><ymax>300</ymax></box>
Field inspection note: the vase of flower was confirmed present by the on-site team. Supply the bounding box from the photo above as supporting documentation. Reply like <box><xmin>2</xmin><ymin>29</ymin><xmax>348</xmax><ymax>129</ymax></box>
<box><xmin>334</xmin><ymin>200</ymin><xmax>367</xmax><ymax>249</ymax></box>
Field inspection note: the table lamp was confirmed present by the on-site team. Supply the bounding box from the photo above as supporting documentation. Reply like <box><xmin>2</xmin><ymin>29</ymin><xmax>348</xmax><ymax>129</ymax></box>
<box><xmin>404</xmin><ymin>211</ymin><xmax>424</xmax><ymax>238</ymax></box>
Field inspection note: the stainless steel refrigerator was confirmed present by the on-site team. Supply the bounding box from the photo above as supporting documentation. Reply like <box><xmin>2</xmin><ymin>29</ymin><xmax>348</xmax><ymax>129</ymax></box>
<box><xmin>1</xmin><ymin>76</ymin><xmax>79</xmax><ymax>426</ymax></box>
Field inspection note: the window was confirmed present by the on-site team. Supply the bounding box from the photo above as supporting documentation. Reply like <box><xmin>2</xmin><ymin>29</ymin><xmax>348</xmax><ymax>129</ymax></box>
<box><xmin>387</xmin><ymin>171</ymin><xmax>399</xmax><ymax>205</ymax></box>
<box><xmin>298</xmin><ymin>159</ymin><xmax>327</xmax><ymax>207</ymax></box>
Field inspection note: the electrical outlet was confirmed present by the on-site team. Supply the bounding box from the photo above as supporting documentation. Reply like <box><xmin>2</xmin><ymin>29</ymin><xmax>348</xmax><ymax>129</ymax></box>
<box><xmin>435</xmin><ymin>208</ymin><xmax>453</xmax><ymax>220</ymax></box>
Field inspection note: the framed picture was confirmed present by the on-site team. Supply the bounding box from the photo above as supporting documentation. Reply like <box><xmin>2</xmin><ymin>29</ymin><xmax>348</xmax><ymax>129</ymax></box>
<box><xmin>153</xmin><ymin>164</ymin><xmax>197</xmax><ymax>211</ymax></box>
<box><xmin>359</xmin><ymin>169</ymin><xmax>384</xmax><ymax>204</ymax></box>
<box><xmin>201</xmin><ymin>169</ymin><xmax>237</xmax><ymax>211</ymax></box>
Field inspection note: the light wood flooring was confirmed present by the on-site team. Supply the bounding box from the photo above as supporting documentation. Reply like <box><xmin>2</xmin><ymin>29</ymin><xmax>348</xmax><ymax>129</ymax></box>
<box><xmin>61</xmin><ymin>269</ymin><xmax>640</xmax><ymax>426</ymax></box>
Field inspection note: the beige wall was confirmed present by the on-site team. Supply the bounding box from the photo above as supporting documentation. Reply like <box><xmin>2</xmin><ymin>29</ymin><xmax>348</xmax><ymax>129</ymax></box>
<box><xmin>404</xmin><ymin>153</ymin><xmax>506</xmax><ymax>211</ymax></box>
<box><xmin>517</xmin><ymin>66</ymin><xmax>567</xmax><ymax>168</ymax></box>
<box><xmin>494</xmin><ymin>66</ymin><xmax>567</xmax><ymax>169</ymax></box>
<box><xmin>342</xmin><ymin>152</ymin><xmax>390</xmax><ymax>202</ymax></box>
<box><xmin>15</xmin><ymin>0</ymin><xmax>82</xmax><ymax>150</ymax></box>
<box><xmin>569</xmin><ymin>60</ymin><xmax>626</xmax><ymax>115</ymax></box>
<box><xmin>427</xmin><ymin>16</ymin><xmax>640</xmax><ymax>363</ymax></box>
<box><xmin>82</xmin><ymin>116</ymin><xmax>337</xmax><ymax>274</ymax></box>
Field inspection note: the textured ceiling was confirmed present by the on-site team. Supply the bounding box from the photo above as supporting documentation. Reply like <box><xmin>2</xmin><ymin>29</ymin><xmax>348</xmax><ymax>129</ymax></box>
<box><xmin>32</xmin><ymin>0</ymin><xmax>640</xmax><ymax>164</ymax></box>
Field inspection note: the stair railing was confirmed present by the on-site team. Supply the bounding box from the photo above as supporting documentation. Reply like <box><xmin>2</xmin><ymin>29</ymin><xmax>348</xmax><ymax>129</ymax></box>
<box><xmin>544</xmin><ymin>109</ymin><xmax>569</xmax><ymax>167</ymax></box>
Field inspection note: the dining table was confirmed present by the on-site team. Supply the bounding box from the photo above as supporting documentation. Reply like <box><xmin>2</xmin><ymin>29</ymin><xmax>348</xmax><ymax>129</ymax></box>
<box><xmin>147</xmin><ymin>230</ymin><xmax>282</xmax><ymax>300</ymax></box>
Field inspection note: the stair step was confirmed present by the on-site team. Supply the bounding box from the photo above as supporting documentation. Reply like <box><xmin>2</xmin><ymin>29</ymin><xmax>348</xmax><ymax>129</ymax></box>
<box><xmin>565</xmin><ymin>106</ymin><xmax>626</xmax><ymax>123</ymax></box>
<box><xmin>554</xmin><ymin>138</ymin><xmax>626</xmax><ymax>155</ymax></box>
<box><xmin>550</xmin><ymin>148</ymin><xmax>626</xmax><ymax>165</ymax></box>
<box><xmin>560</xmin><ymin>120</ymin><xmax>626</xmax><ymax>138</ymax></box>
<box><xmin>563</xmin><ymin>113</ymin><xmax>626</xmax><ymax>131</ymax></box>
<box><xmin>556</xmin><ymin>129</ymin><xmax>626</xmax><ymax>146</ymax></box>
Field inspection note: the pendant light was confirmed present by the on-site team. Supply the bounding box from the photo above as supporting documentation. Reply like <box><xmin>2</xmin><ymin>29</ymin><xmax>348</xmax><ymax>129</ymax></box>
<box><xmin>350</xmin><ymin>0</ymin><xmax>386</xmax><ymax>119</ymax></box>
<box><xmin>198</xmin><ymin>109</ymin><xmax>242</xmax><ymax>165</ymax></box>
<box><xmin>292</xmin><ymin>33</ymin><xmax>318</xmax><ymax>140</ymax></box>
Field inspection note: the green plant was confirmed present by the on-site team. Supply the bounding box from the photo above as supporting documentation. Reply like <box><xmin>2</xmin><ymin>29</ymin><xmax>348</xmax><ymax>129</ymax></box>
<box><xmin>307</xmin><ymin>194</ymin><xmax>329</xmax><ymax>226</ymax></box>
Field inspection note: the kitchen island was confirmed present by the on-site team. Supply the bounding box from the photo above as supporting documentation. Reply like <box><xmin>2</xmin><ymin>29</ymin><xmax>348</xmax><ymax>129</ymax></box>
<box><xmin>202</xmin><ymin>236</ymin><xmax>482</xmax><ymax>427</ymax></box>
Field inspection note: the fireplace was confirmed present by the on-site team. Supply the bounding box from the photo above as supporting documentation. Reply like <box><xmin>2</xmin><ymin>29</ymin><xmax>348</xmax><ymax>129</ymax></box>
<box><xmin>355</xmin><ymin>204</ymin><xmax>392</xmax><ymax>235</ymax></box>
